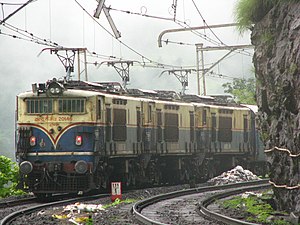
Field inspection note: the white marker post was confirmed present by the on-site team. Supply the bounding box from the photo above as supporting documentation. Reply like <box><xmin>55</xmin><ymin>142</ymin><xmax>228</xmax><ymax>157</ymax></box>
<box><xmin>111</xmin><ymin>182</ymin><xmax>122</xmax><ymax>202</ymax></box>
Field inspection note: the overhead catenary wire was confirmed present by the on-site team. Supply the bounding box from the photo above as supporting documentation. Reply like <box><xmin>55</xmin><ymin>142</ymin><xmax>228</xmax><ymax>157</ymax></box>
<box><xmin>0</xmin><ymin>0</ymin><xmax>36</xmax><ymax>25</ymax></box>
<box><xmin>1</xmin><ymin>22</ymin><xmax>61</xmax><ymax>47</ymax></box>
<box><xmin>48</xmin><ymin>0</ymin><xmax>52</xmax><ymax>41</ymax></box>
<box><xmin>191</xmin><ymin>0</ymin><xmax>225</xmax><ymax>46</ymax></box>
<box><xmin>174</xmin><ymin>19</ymin><xmax>224</xmax><ymax>46</ymax></box>
<box><xmin>108</xmin><ymin>5</ymin><xmax>253</xmax><ymax>58</ymax></box>
<box><xmin>160</xmin><ymin>38</ymin><xmax>253</xmax><ymax>57</ymax></box>
<box><xmin>108</xmin><ymin>6</ymin><xmax>224</xmax><ymax>47</ymax></box>
<box><xmin>0</xmin><ymin>29</ymin><xmax>56</xmax><ymax>46</ymax></box>
<box><xmin>1</xmin><ymin>23</ymin><xmax>246</xmax><ymax>79</ymax></box>
<box><xmin>161</xmin><ymin>39</ymin><xmax>195</xmax><ymax>46</ymax></box>
<box><xmin>0</xmin><ymin>0</ymin><xmax>253</xmax><ymax>83</ymax></box>
<box><xmin>1</xmin><ymin>4</ymin><xmax>4</xmax><ymax>20</ymax></box>
<box><xmin>0</xmin><ymin>21</ymin><xmax>187</xmax><ymax>72</ymax></box>
<box><xmin>0</xmin><ymin>20</ymin><xmax>183</xmax><ymax>71</ymax></box>
<box><xmin>0</xmin><ymin>1</ymin><xmax>29</xmax><ymax>5</ymax></box>
<box><xmin>73</xmin><ymin>0</ymin><xmax>183</xmax><ymax>70</ymax></box>
<box><xmin>0</xmin><ymin>0</ymin><xmax>172</xmax><ymax>68</ymax></box>
<box><xmin>108</xmin><ymin>6</ymin><xmax>174</xmax><ymax>22</ymax></box>
<box><xmin>190</xmin><ymin>70</ymin><xmax>240</xmax><ymax>80</ymax></box>
<box><xmin>0</xmin><ymin>13</ymin><xmax>177</xmax><ymax>70</ymax></box>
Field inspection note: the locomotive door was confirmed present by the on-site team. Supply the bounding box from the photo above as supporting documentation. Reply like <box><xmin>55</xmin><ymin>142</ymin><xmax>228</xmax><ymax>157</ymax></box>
<box><xmin>157</xmin><ymin>109</ymin><xmax>163</xmax><ymax>154</ymax></box>
<box><xmin>142</xmin><ymin>102</ymin><xmax>155</xmax><ymax>153</ymax></box>
<box><xmin>136</xmin><ymin>108</ymin><xmax>142</xmax><ymax>154</ymax></box>
<box><xmin>105</xmin><ymin>106</ymin><xmax>112</xmax><ymax>155</ymax></box>
<box><xmin>196</xmin><ymin>107</ymin><xmax>209</xmax><ymax>152</ymax></box>
<box><xmin>189</xmin><ymin>111</ymin><xmax>195</xmax><ymax>153</ymax></box>
<box><xmin>243</xmin><ymin>114</ymin><xmax>249</xmax><ymax>152</ymax></box>
<box><xmin>211</xmin><ymin>113</ymin><xmax>217</xmax><ymax>152</ymax></box>
<box><xmin>95</xmin><ymin>96</ymin><xmax>105</xmax><ymax>155</ymax></box>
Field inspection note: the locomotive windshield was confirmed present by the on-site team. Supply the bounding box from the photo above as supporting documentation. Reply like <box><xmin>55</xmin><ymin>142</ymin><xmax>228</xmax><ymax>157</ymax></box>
<box><xmin>25</xmin><ymin>98</ymin><xmax>86</xmax><ymax>114</ymax></box>
<box><xmin>58</xmin><ymin>99</ymin><xmax>85</xmax><ymax>113</ymax></box>
<box><xmin>26</xmin><ymin>99</ymin><xmax>53</xmax><ymax>114</ymax></box>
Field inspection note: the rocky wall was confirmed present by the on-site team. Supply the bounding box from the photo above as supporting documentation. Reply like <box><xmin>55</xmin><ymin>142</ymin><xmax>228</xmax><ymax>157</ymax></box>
<box><xmin>251</xmin><ymin>2</ymin><xmax>300</xmax><ymax>213</ymax></box>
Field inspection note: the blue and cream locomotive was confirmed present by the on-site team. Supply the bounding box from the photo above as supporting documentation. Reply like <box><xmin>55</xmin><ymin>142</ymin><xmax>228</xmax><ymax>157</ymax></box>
<box><xmin>16</xmin><ymin>78</ymin><xmax>264</xmax><ymax>196</ymax></box>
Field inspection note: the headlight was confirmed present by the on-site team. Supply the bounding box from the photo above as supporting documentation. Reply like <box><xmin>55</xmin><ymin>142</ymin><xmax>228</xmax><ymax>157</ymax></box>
<box><xmin>47</xmin><ymin>81</ymin><xmax>64</xmax><ymax>96</ymax></box>
<box><xmin>20</xmin><ymin>161</ymin><xmax>33</xmax><ymax>175</ymax></box>
<box><xmin>75</xmin><ymin>160</ymin><xmax>88</xmax><ymax>174</ymax></box>
<box><xmin>29</xmin><ymin>136</ymin><xmax>36</xmax><ymax>146</ymax></box>
<box><xmin>50</xmin><ymin>88</ymin><xmax>55</xmax><ymax>94</ymax></box>
<box><xmin>75</xmin><ymin>135</ymin><xmax>83</xmax><ymax>146</ymax></box>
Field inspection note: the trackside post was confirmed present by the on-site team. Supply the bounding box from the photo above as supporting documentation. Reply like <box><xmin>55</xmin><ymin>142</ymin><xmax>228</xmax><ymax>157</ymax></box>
<box><xmin>111</xmin><ymin>182</ymin><xmax>122</xmax><ymax>202</ymax></box>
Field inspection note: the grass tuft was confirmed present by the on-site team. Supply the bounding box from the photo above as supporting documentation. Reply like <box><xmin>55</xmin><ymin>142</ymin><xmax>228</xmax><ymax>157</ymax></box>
<box><xmin>221</xmin><ymin>191</ymin><xmax>291</xmax><ymax>224</ymax></box>
<box><xmin>234</xmin><ymin>0</ymin><xmax>300</xmax><ymax>33</ymax></box>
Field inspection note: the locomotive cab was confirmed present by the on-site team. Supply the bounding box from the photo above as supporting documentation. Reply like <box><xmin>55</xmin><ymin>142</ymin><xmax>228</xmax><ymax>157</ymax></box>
<box><xmin>16</xmin><ymin>79</ymin><xmax>100</xmax><ymax>196</ymax></box>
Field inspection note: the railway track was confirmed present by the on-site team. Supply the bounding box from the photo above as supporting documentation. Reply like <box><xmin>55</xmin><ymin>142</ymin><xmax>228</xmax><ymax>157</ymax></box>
<box><xmin>199</xmin><ymin>183</ymin><xmax>271</xmax><ymax>225</ymax></box>
<box><xmin>0</xmin><ymin>196</ymin><xmax>37</xmax><ymax>209</ymax></box>
<box><xmin>132</xmin><ymin>179</ymin><xmax>270</xmax><ymax>225</ymax></box>
<box><xmin>0</xmin><ymin>193</ymin><xmax>109</xmax><ymax>225</ymax></box>
<box><xmin>0</xmin><ymin>193</ymin><xmax>76</xmax><ymax>209</ymax></box>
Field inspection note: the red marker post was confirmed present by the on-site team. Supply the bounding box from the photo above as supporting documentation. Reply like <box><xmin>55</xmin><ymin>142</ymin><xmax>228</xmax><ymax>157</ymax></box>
<box><xmin>111</xmin><ymin>182</ymin><xmax>122</xmax><ymax>202</ymax></box>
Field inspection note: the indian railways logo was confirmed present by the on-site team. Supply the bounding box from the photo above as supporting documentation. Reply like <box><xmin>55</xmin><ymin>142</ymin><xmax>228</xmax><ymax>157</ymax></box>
<box><xmin>39</xmin><ymin>138</ymin><xmax>46</xmax><ymax>148</ymax></box>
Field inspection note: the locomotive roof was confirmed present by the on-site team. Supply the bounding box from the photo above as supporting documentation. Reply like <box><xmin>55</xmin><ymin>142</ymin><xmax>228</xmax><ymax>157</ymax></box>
<box><xmin>18</xmin><ymin>79</ymin><xmax>253</xmax><ymax>111</ymax></box>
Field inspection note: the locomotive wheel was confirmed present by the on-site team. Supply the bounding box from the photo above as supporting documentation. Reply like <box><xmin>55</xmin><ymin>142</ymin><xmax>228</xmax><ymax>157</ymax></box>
<box><xmin>124</xmin><ymin>172</ymin><xmax>136</xmax><ymax>187</ymax></box>
<box><xmin>180</xmin><ymin>169</ymin><xmax>189</xmax><ymax>183</ymax></box>
<box><xmin>147</xmin><ymin>167</ymin><xmax>161</xmax><ymax>186</ymax></box>
<box><xmin>153</xmin><ymin>170</ymin><xmax>161</xmax><ymax>185</ymax></box>
<box><xmin>202</xmin><ymin>159</ymin><xmax>216</xmax><ymax>180</ymax></box>
<box><xmin>124</xmin><ymin>160</ymin><xmax>137</xmax><ymax>187</ymax></box>
<box><xmin>146</xmin><ymin>159</ymin><xmax>162</xmax><ymax>185</ymax></box>
<box><xmin>94</xmin><ymin>173</ymin><xmax>109</xmax><ymax>190</ymax></box>
<box><xmin>94</xmin><ymin>162</ymin><xmax>110</xmax><ymax>190</ymax></box>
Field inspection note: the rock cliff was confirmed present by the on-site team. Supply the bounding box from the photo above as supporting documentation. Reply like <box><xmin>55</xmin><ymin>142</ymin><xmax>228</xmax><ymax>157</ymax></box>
<box><xmin>252</xmin><ymin>2</ymin><xmax>300</xmax><ymax>213</ymax></box>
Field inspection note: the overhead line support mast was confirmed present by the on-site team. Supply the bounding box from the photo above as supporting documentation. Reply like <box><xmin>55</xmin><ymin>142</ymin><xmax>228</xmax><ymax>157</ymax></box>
<box><xmin>196</xmin><ymin>44</ymin><xmax>253</xmax><ymax>95</ymax></box>
<box><xmin>158</xmin><ymin>24</ymin><xmax>254</xmax><ymax>95</ymax></box>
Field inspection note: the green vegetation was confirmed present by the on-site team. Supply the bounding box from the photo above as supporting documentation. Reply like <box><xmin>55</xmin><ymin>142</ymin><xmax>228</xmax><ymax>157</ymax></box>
<box><xmin>234</xmin><ymin>0</ymin><xmax>299</xmax><ymax>33</ymax></box>
<box><xmin>0</xmin><ymin>155</ymin><xmax>24</xmax><ymax>198</ymax></box>
<box><xmin>288</xmin><ymin>63</ymin><xmax>298</xmax><ymax>75</ymax></box>
<box><xmin>101</xmin><ymin>198</ymin><xmax>138</xmax><ymax>224</ymax></box>
<box><xmin>222</xmin><ymin>78</ymin><xmax>256</xmax><ymax>104</ymax></box>
<box><xmin>221</xmin><ymin>191</ymin><xmax>290</xmax><ymax>224</ymax></box>
<box><xmin>261</xmin><ymin>30</ymin><xmax>274</xmax><ymax>44</ymax></box>
<box><xmin>103</xmin><ymin>198</ymin><xmax>137</xmax><ymax>209</ymax></box>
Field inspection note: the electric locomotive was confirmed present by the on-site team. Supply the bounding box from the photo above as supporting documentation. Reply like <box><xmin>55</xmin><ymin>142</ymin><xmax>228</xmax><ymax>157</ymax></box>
<box><xmin>16</xmin><ymin>78</ymin><xmax>264</xmax><ymax>197</ymax></box>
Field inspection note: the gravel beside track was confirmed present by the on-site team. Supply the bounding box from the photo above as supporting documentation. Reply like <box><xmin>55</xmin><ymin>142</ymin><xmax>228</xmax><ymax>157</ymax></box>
<box><xmin>0</xmin><ymin>184</ymin><xmax>193</xmax><ymax>225</ymax></box>
<box><xmin>1</xmin><ymin>183</ymin><xmax>271</xmax><ymax>225</ymax></box>
<box><xmin>1</xmin><ymin>167</ymin><xmax>268</xmax><ymax>224</ymax></box>
<box><xmin>142</xmin><ymin>191</ymin><xmax>224</xmax><ymax>225</ymax></box>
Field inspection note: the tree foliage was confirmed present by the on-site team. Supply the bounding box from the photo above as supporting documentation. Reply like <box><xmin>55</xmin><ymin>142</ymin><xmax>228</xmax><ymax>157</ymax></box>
<box><xmin>222</xmin><ymin>78</ymin><xmax>256</xmax><ymax>105</ymax></box>
<box><xmin>234</xmin><ymin>0</ymin><xmax>299</xmax><ymax>33</ymax></box>
<box><xmin>0</xmin><ymin>155</ymin><xmax>24</xmax><ymax>198</ymax></box>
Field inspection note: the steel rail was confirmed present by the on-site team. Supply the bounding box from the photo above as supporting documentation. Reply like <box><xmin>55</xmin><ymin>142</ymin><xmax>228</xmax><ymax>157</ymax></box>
<box><xmin>131</xmin><ymin>179</ymin><xmax>269</xmax><ymax>225</ymax></box>
<box><xmin>0</xmin><ymin>196</ymin><xmax>37</xmax><ymax>209</ymax></box>
<box><xmin>0</xmin><ymin>193</ymin><xmax>109</xmax><ymax>225</ymax></box>
<box><xmin>0</xmin><ymin>193</ymin><xmax>85</xmax><ymax>209</ymax></box>
<box><xmin>199</xmin><ymin>183</ymin><xmax>271</xmax><ymax>225</ymax></box>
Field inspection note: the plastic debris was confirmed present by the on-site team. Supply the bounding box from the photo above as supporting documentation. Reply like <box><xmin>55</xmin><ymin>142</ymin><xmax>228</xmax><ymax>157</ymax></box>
<box><xmin>52</xmin><ymin>202</ymin><xmax>104</xmax><ymax>224</ymax></box>
<box><xmin>241</xmin><ymin>191</ymin><xmax>263</xmax><ymax>198</ymax></box>
<box><xmin>63</xmin><ymin>202</ymin><xmax>105</xmax><ymax>213</ymax></box>
<box><xmin>207</xmin><ymin>165</ymin><xmax>261</xmax><ymax>185</ymax></box>
<box><xmin>52</xmin><ymin>214</ymin><xmax>69</xmax><ymax>219</ymax></box>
